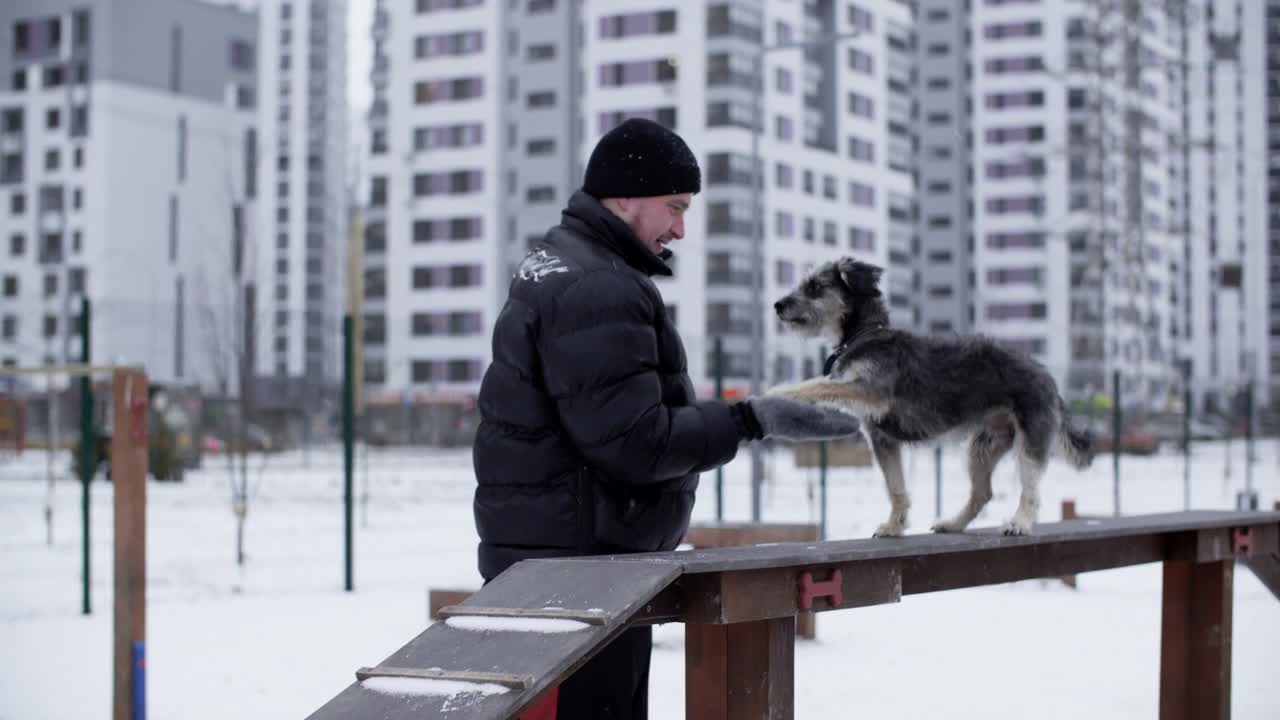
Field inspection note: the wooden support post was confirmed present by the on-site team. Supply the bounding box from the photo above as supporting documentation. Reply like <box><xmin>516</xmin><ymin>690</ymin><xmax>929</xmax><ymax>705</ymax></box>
<box><xmin>1159</xmin><ymin>559</ymin><xmax>1232</xmax><ymax>720</ymax></box>
<box><xmin>1061</xmin><ymin>499</ymin><xmax>1078</xmax><ymax>589</ymax></box>
<box><xmin>686</xmin><ymin>618</ymin><xmax>795</xmax><ymax>720</ymax></box>
<box><xmin>111</xmin><ymin>369</ymin><xmax>147</xmax><ymax>720</ymax></box>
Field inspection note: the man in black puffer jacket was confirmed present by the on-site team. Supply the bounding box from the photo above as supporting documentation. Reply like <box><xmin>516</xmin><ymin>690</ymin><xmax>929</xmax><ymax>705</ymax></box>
<box><xmin>473</xmin><ymin>118</ymin><xmax>858</xmax><ymax>719</ymax></box>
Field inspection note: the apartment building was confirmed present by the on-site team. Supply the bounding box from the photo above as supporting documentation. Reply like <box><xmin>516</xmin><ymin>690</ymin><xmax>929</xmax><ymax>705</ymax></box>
<box><xmin>0</xmin><ymin>0</ymin><xmax>257</xmax><ymax>391</ymax></box>
<box><xmin>251</xmin><ymin>0</ymin><xmax>349</xmax><ymax>417</ymax></box>
<box><xmin>362</xmin><ymin>0</ymin><xmax>914</xmax><ymax>404</ymax></box>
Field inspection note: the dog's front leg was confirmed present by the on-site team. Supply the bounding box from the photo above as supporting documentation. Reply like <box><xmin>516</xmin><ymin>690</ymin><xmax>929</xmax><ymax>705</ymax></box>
<box><xmin>767</xmin><ymin>378</ymin><xmax>890</xmax><ymax>419</ymax></box>
<box><xmin>868</xmin><ymin>431</ymin><xmax>909</xmax><ymax>537</ymax></box>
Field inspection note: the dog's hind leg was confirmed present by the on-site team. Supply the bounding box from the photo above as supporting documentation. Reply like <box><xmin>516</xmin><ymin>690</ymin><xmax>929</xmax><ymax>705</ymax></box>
<box><xmin>868</xmin><ymin>430</ymin><xmax>910</xmax><ymax>537</ymax></box>
<box><xmin>932</xmin><ymin>424</ymin><xmax>1014</xmax><ymax>533</ymax></box>
<box><xmin>1003</xmin><ymin>413</ymin><xmax>1053</xmax><ymax>535</ymax></box>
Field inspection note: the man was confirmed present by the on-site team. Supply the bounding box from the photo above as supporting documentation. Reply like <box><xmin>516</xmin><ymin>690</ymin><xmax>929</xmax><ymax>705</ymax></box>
<box><xmin>472</xmin><ymin>118</ymin><xmax>856</xmax><ymax>719</ymax></box>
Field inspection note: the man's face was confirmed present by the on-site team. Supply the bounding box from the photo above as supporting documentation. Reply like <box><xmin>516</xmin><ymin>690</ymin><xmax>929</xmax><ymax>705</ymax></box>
<box><xmin>613</xmin><ymin>193</ymin><xmax>692</xmax><ymax>256</ymax></box>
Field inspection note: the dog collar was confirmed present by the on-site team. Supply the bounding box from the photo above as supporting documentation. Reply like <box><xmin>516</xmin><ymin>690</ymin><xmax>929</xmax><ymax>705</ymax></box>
<box><xmin>822</xmin><ymin>351</ymin><xmax>841</xmax><ymax>375</ymax></box>
<box><xmin>824</xmin><ymin>323</ymin><xmax>887</xmax><ymax>375</ymax></box>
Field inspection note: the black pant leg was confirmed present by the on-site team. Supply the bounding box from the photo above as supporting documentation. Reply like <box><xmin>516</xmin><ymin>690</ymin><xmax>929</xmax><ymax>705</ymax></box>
<box><xmin>555</xmin><ymin>625</ymin><xmax>652</xmax><ymax>720</ymax></box>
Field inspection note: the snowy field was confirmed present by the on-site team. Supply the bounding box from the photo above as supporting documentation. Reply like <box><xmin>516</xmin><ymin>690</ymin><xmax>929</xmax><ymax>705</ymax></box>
<box><xmin>2</xmin><ymin>439</ymin><xmax>1278</xmax><ymax>719</ymax></box>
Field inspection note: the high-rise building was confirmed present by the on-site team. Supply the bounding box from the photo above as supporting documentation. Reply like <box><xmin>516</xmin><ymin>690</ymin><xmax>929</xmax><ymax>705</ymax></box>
<box><xmin>361</xmin><ymin>0</ymin><xmax>914</xmax><ymax>411</ymax></box>
<box><xmin>251</xmin><ymin>0</ymin><xmax>348</xmax><ymax>428</ymax></box>
<box><xmin>1182</xmin><ymin>0</ymin><xmax>1271</xmax><ymax>408</ymax></box>
<box><xmin>0</xmin><ymin>0</ymin><xmax>258</xmax><ymax>391</ymax></box>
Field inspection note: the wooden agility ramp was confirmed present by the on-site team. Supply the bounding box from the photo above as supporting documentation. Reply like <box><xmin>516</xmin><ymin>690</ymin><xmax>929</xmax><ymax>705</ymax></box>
<box><xmin>308</xmin><ymin>510</ymin><xmax>1280</xmax><ymax>720</ymax></box>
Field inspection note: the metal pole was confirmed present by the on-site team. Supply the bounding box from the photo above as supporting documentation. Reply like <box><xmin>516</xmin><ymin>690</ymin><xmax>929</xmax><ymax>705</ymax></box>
<box><xmin>746</xmin><ymin>32</ymin><xmax>860</xmax><ymax>523</ymax></box>
<box><xmin>749</xmin><ymin>47</ymin><xmax>764</xmax><ymax>524</ymax></box>
<box><xmin>713</xmin><ymin>336</ymin><xmax>724</xmax><ymax>523</ymax></box>
<box><xmin>817</xmin><ymin>346</ymin><xmax>827</xmax><ymax>541</ymax></box>
<box><xmin>1112</xmin><ymin>370</ymin><xmax>1121</xmax><ymax>517</ymax></box>
<box><xmin>935</xmin><ymin>445</ymin><xmax>943</xmax><ymax>520</ymax></box>
<box><xmin>343</xmin><ymin>314</ymin><xmax>354</xmax><ymax>592</ymax></box>
<box><xmin>1245</xmin><ymin>379</ymin><xmax>1255</xmax><ymax>499</ymax></box>
<box><xmin>79</xmin><ymin>297</ymin><xmax>92</xmax><ymax>615</ymax></box>
<box><xmin>1182</xmin><ymin>362</ymin><xmax>1191</xmax><ymax>511</ymax></box>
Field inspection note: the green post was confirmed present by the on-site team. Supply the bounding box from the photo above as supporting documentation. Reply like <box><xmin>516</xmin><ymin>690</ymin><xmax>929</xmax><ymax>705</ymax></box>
<box><xmin>1112</xmin><ymin>370</ymin><xmax>1121</xmax><ymax>517</ymax></box>
<box><xmin>818</xmin><ymin>346</ymin><xmax>828</xmax><ymax>541</ymax></box>
<box><xmin>1245</xmin><ymin>379</ymin><xmax>1255</xmax><ymax>499</ymax></box>
<box><xmin>713</xmin><ymin>337</ymin><xmax>724</xmax><ymax>523</ymax></box>
<box><xmin>935</xmin><ymin>445</ymin><xmax>943</xmax><ymax>520</ymax></box>
<box><xmin>79</xmin><ymin>297</ymin><xmax>92</xmax><ymax>615</ymax></box>
<box><xmin>343</xmin><ymin>315</ymin><xmax>354</xmax><ymax>592</ymax></box>
<box><xmin>1182</xmin><ymin>361</ymin><xmax>1191</xmax><ymax>511</ymax></box>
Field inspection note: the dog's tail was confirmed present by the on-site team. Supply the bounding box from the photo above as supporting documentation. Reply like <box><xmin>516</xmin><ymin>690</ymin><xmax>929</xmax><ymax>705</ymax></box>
<box><xmin>1055</xmin><ymin>401</ymin><xmax>1095</xmax><ymax>469</ymax></box>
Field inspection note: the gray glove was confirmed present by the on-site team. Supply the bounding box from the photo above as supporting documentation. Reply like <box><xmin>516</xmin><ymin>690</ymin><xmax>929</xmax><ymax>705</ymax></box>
<box><xmin>743</xmin><ymin>396</ymin><xmax>860</xmax><ymax>442</ymax></box>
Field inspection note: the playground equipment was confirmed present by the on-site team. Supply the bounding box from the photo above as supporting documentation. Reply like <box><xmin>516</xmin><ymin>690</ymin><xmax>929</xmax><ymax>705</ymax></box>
<box><xmin>1</xmin><ymin>360</ymin><xmax>150</xmax><ymax>720</ymax></box>
<box><xmin>311</xmin><ymin>509</ymin><xmax>1279</xmax><ymax>720</ymax></box>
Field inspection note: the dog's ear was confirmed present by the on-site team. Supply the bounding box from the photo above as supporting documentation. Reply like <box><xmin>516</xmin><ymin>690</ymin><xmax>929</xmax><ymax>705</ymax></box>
<box><xmin>837</xmin><ymin>258</ymin><xmax>884</xmax><ymax>297</ymax></box>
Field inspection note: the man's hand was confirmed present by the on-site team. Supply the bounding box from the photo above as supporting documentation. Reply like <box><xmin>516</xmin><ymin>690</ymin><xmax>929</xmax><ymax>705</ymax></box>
<box><xmin>743</xmin><ymin>396</ymin><xmax>860</xmax><ymax>442</ymax></box>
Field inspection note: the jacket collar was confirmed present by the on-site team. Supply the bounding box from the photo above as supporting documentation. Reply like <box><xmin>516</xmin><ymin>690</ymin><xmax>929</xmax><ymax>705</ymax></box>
<box><xmin>561</xmin><ymin>190</ymin><xmax>673</xmax><ymax>278</ymax></box>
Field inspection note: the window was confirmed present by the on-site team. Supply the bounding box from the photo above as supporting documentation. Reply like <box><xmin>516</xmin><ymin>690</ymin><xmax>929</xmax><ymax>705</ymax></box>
<box><xmin>987</xmin><ymin>267</ymin><xmax>1044</xmax><ymax>285</ymax></box>
<box><xmin>413</xmin><ymin>123</ymin><xmax>484</xmax><ymax>151</ymax></box>
<box><xmin>43</xmin><ymin>65</ymin><xmax>65</xmax><ymax>89</ymax></box>
<box><xmin>848</xmin><ymin>226</ymin><xmax>875</xmax><ymax>251</ymax></box>
<box><xmin>926</xmin><ymin>43</ymin><xmax>950</xmax><ymax>56</ymax></box>
<box><xmin>527</xmin><ymin>91</ymin><xmax>556</xmax><ymax>108</ymax></box>
<box><xmin>598</xmin><ymin>59</ymin><xmax>677</xmax><ymax>87</ymax></box>
<box><xmin>414</xmin><ymin>30</ymin><xmax>484</xmax><ymax>59</ymax></box>
<box><xmin>847</xmin><ymin>136</ymin><xmax>875</xmax><ymax>162</ymax></box>
<box><xmin>985</xmin><ymin>125</ymin><xmax>1044</xmax><ymax>143</ymax></box>
<box><xmin>526</xmin><ymin>138</ymin><xmax>555</xmax><ymax>156</ymax></box>
<box><xmin>775</xmin><ymin>211</ymin><xmax>794</xmax><ymax>238</ymax></box>
<box><xmin>984</xmin><ymin>21</ymin><xmax>1043</xmax><ymax>39</ymax></box>
<box><xmin>847</xmin><ymin>4</ymin><xmax>874</xmax><ymax>32</ymax></box>
<box><xmin>43</xmin><ymin>273</ymin><xmax>57</xmax><ymax>297</ymax></box>
<box><xmin>847</xmin><ymin>92</ymin><xmax>873</xmax><ymax>118</ymax></box>
<box><xmin>229</xmin><ymin>39</ymin><xmax>254</xmax><ymax>71</ymax></box>
<box><xmin>412</xmin><ymin>169</ymin><xmax>483</xmax><ymax>196</ymax></box>
<box><xmin>985</xmin><ymin>195</ymin><xmax>1044</xmax><ymax>214</ymax></box>
<box><xmin>526</xmin><ymin>185</ymin><xmax>555</xmax><ymax>203</ymax></box>
<box><xmin>2</xmin><ymin>108</ymin><xmax>22</xmax><ymax>133</ymax></box>
<box><xmin>2</xmin><ymin>275</ymin><xmax>16</xmax><ymax>296</ymax></box>
<box><xmin>847</xmin><ymin>47</ymin><xmax>873</xmax><ymax>74</ymax></box>
<box><xmin>526</xmin><ymin>43</ymin><xmax>555</xmax><ymax>61</ymax></box>
<box><xmin>9</xmin><ymin>234</ymin><xmax>24</xmax><ymax>256</ymax></box>
<box><xmin>46</xmin><ymin>108</ymin><xmax>60</xmax><ymax>129</ymax></box>
<box><xmin>986</xmin><ymin>302</ymin><xmax>1047</xmax><ymax>320</ymax></box>
<box><xmin>775</xmin><ymin>163</ymin><xmax>793</xmax><ymax>189</ymax></box>
<box><xmin>414</xmin><ymin>76</ymin><xmax>484</xmax><ymax>104</ymax></box>
<box><xmin>926</xmin><ymin>76</ymin><xmax>951</xmax><ymax>90</ymax></box>
<box><xmin>775</xmin><ymin>115</ymin><xmax>793</xmax><ymax>141</ymax></box>
<box><xmin>984</xmin><ymin>56</ymin><xmax>1044</xmax><ymax>74</ymax></box>
<box><xmin>775</xmin><ymin>67</ymin><xmax>792</xmax><ymax>94</ymax></box>
<box><xmin>986</xmin><ymin>232</ymin><xmax>1046</xmax><ymax>249</ymax></box>
<box><xmin>11</xmin><ymin>69</ymin><xmax>26</xmax><ymax>92</ymax></box>
<box><xmin>598</xmin><ymin>10</ymin><xmax>677</xmax><ymax>38</ymax></box>
<box><xmin>10</xmin><ymin>192</ymin><xmax>25</xmax><ymax>215</ymax></box>
<box><xmin>848</xmin><ymin>181</ymin><xmax>874</xmax><ymax>207</ymax></box>
<box><xmin>1</xmin><ymin>316</ymin><xmax>15</xmax><ymax>340</ymax></box>
<box><xmin>44</xmin><ymin>149</ymin><xmax>59</xmax><ymax>171</ymax></box>
<box><xmin>985</xmin><ymin>90</ymin><xmax>1045</xmax><ymax>109</ymax></box>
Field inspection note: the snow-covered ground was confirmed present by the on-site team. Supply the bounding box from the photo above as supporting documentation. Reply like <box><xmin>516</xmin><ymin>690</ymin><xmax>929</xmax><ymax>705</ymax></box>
<box><xmin>2</xmin><ymin>439</ymin><xmax>1278</xmax><ymax>719</ymax></box>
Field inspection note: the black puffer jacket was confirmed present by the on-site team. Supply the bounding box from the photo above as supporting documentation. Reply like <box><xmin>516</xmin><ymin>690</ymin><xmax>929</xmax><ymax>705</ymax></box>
<box><xmin>472</xmin><ymin>191</ymin><xmax>744</xmax><ymax>580</ymax></box>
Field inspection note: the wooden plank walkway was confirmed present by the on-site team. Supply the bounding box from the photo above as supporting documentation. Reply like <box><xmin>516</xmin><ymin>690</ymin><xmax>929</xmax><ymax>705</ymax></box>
<box><xmin>308</xmin><ymin>510</ymin><xmax>1280</xmax><ymax>720</ymax></box>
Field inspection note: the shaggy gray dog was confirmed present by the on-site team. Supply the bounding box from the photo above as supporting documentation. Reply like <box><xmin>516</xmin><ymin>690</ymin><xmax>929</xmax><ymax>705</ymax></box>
<box><xmin>770</xmin><ymin>258</ymin><xmax>1094</xmax><ymax>537</ymax></box>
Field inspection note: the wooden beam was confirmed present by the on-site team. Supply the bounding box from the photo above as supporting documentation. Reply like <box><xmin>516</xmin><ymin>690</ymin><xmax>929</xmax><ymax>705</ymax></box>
<box><xmin>1159</xmin><ymin>560</ymin><xmax>1233</xmax><ymax>720</ymax></box>
<box><xmin>111</xmin><ymin>369</ymin><xmax>148</xmax><ymax>720</ymax></box>
<box><xmin>681</xmin><ymin>560</ymin><xmax>900</xmax><ymax>624</ymax></box>
<box><xmin>354</xmin><ymin>667</ymin><xmax>532</xmax><ymax>690</ymax></box>
<box><xmin>686</xmin><ymin>617</ymin><xmax>794</xmax><ymax>720</ymax></box>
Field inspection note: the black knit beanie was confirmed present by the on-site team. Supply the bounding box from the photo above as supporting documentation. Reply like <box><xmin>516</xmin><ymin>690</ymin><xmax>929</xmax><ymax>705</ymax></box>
<box><xmin>582</xmin><ymin>118</ymin><xmax>701</xmax><ymax>198</ymax></box>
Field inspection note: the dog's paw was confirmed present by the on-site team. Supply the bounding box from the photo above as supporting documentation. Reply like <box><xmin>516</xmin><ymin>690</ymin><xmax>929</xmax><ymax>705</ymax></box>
<box><xmin>931</xmin><ymin>519</ymin><xmax>967</xmax><ymax>533</ymax></box>
<box><xmin>1001</xmin><ymin>519</ymin><xmax>1033</xmax><ymax>536</ymax></box>
<box><xmin>872</xmin><ymin>522</ymin><xmax>905</xmax><ymax>538</ymax></box>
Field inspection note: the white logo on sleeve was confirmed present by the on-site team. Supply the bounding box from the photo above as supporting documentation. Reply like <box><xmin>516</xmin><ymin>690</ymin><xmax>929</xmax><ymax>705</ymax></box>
<box><xmin>516</xmin><ymin>249</ymin><xmax>569</xmax><ymax>282</ymax></box>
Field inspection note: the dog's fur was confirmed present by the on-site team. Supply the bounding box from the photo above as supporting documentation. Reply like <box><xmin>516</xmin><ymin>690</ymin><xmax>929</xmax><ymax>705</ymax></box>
<box><xmin>769</xmin><ymin>258</ymin><xmax>1095</xmax><ymax>537</ymax></box>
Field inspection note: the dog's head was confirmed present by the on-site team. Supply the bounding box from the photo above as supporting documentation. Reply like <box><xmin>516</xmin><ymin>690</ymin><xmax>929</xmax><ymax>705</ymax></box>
<box><xmin>774</xmin><ymin>257</ymin><xmax>886</xmax><ymax>343</ymax></box>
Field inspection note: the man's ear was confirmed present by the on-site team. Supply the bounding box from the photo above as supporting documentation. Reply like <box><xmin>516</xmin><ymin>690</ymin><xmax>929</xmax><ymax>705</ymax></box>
<box><xmin>837</xmin><ymin>257</ymin><xmax>884</xmax><ymax>297</ymax></box>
